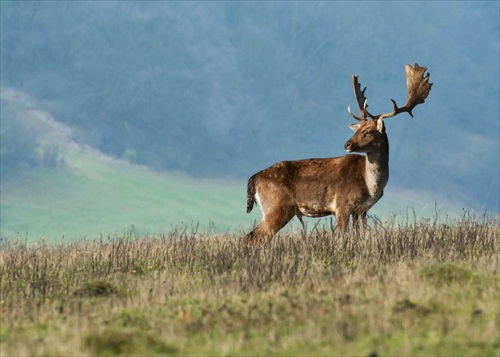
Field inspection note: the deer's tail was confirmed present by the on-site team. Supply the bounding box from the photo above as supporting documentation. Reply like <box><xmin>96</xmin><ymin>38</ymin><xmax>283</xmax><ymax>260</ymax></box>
<box><xmin>246</xmin><ymin>176</ymin><xmax>256</xmax><ymax>213</ymax></box>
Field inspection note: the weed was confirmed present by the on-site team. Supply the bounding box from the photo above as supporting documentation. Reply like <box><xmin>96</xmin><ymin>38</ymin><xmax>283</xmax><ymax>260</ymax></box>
<box><xmin>72</xmin><ymin>280</ymin><xmax>119</xmax><ymax>298</ymax></box>
<box><xmin>85</xmin><ymin>327</ymin><xmax>177</xmax><ymax>356</ymax></box>
<box><xmin>420</xmin><ymin>263</ymin><xmax>483</xmax><ymax>286</ymax></box>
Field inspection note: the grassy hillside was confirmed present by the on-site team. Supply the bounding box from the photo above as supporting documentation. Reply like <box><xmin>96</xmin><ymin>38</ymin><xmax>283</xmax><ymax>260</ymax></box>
<box><xmin>1</xmin><ymin>217</ymin><xmax>498</xmax><ymax>356</ymax></box>
<box><xmin>0</xmin><ymin>152</ymin><xmax>261</xmax><ymax>242</ymax></box>
<box><xmin>0</xmin><ymin>89</ymin><xmax>469</xmax><ymax>243</ymax></box>
<box><xmin>1</xmin><ymin>146</ymin><xmax>467</xmax><ymax>244</ymax></box>
<box><xmin>0</xmin><ymin>92</ymin><xmax>258</xmax><ymax>242</ymax></box>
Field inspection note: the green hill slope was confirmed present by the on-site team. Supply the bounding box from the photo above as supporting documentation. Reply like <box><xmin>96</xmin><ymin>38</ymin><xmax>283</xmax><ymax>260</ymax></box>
<box><xmin>0</xmin><ymin>90</ymin><xmax>468</xmax><ymax>243</ymax></box>
<box><xmin>1</xmin><ymin>152</ymin><xmax>261</xmax><ymax>242</ymax></box>
<box><xmin>1</xmin><ymin>149</ymin><xmax>466</xmax><ymax>243</ymax></box>
<box><xmin>0</xmin><ymin>92</ymin><xmax>258</xmax><ymax>241</ymax></box>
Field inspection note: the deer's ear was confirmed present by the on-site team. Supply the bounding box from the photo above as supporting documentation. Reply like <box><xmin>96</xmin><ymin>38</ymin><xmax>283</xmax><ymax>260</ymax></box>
<box><xmin>349</xmin><ymin>123</ymin><xmax>361</xmax><ymax>132</ymax></box>
<box><xmin>376</xmin><ymin>119</ymin><xmax>385</xmax><ymax>133</ymax></box>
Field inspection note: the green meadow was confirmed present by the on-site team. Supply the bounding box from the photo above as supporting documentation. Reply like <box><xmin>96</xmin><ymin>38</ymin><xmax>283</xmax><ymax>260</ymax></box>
<box><xmin>1</xmin><ymin>150</ymin><xmax>261</xmax><ymax>242</ymax></box>
<box><xmin>1</xmin><ymin>147</ymin><xmax>466</xmax><ymax>244</ymax></box>
<box><xmin>1</xmin><ymin>144</ymin><xmax>469</xmax><ymax>244</ymax></box>
<box><xmin>0</xmin><ymin>88</ymin><xmax>471</xmax><ymax>244</ymax></box>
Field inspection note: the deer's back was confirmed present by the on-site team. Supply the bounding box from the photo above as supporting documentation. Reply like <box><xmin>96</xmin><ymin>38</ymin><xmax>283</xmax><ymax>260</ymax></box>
<box><xmin>253</xmin><ymin>155</ymin><xmax>365</xmax><ymax>185</ymax></box>
<box><xmin>251</xmin><ymin>155</ymin><xmax>371</xmax><ymax>214</ymax></box>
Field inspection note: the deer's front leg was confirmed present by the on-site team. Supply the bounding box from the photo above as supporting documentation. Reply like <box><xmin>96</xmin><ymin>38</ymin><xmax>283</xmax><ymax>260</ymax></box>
<box><xmin>336</xmin><ymin>208</ymin><xmax>350</xmax><ymax>233</ymax></box>
<box><xmin>351</xmin><ymin>211</ymin><xmax>367</xmax><ymax>230</ymax></box>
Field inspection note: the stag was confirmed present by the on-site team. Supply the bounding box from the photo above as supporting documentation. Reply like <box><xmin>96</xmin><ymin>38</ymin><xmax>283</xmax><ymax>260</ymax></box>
<box><xmin>244</xmin><ymin>64</ymin><xmax>432</xmax><ymax>247</ymax></box>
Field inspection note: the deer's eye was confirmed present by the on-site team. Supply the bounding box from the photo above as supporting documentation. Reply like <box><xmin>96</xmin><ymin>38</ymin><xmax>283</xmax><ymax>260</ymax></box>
<box><xmin>363</xmin><ymin>131</ymin><xmax>372</xmax><ymax>137</ymax></box>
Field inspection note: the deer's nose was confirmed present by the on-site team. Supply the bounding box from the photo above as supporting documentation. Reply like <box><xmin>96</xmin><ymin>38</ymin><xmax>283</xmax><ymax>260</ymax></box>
<box><xmin>344</xmin><ymin>140</ymin><xmax>356</xmax><ymax>152</ymax></box>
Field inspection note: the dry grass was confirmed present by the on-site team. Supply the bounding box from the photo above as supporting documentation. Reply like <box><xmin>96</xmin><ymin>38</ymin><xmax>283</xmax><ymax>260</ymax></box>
<box><xmin>1</xmin><ymin>213</ymin><xmax>499</xmax><ymax>356</ymax></box>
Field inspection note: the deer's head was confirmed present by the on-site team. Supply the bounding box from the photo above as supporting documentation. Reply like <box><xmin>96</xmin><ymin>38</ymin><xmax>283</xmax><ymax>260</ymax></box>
<box><xmin>344</xmin><ymin>64</ymin><xmax>432</xmax><ymax>154</ymax></box>
<box><xmin>344</xmin><ymin>118</ymin><xmax>386</xmax><ymax>153</ymax></box>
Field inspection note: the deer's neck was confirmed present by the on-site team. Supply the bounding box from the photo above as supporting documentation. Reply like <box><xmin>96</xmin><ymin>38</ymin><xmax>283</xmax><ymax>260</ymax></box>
<box><xmin>365</xmin><ymin>141</ymin><xmax>389</xmax><ymax>197</ymax></box>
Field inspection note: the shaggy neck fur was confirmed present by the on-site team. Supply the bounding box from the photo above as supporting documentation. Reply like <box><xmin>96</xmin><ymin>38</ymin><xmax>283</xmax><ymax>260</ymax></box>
<box><xmin>365</xmin><ymin>141</ymin><xmax>389</xmax><ymax>197</ymax></box>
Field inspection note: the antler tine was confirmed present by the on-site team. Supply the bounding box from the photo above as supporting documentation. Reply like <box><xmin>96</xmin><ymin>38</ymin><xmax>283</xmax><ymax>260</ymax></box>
<box><xmin>378</xmin><ymin>63</ymin><xmax>433</xmax><ymax>120</ymax></box>
<box><xmin>347</xmin><ymin>75</ymin><xmax>373</xmax><ymax>121</ymax></box>
<box><xmin>348</xmin><ymin>99</ymin><xmax>368</xmax><ymax>121</ymax></box>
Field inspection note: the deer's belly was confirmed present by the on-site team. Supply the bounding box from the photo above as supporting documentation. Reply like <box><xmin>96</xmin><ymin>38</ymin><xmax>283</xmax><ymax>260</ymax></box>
<box><xmin>298</xmin><ymin>201</ymin><xmax>336</xmax><ymax>218</ymax></box>
<box><xmin>297</xmin><ymin>193</ymin><xmax>382</xmax><ymax>218</ymax></box>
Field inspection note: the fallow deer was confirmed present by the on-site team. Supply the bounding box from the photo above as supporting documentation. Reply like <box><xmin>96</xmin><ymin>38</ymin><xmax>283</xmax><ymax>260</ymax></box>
<box><xmin>244</xmin><ymin>64</ymin><xmax>432</xmax><ymax>247</ymax></box>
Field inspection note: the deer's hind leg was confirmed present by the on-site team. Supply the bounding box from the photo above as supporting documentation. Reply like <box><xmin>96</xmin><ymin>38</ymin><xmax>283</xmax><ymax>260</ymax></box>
<box><xmin>244</xmin><ymin>205</ymin><xmax>295</xmax><ymax>247</ymax></box>
<box><xmin>351</xmin><ymin>211</ymin><xmax>367</xmax><ymax>230</ymax></box>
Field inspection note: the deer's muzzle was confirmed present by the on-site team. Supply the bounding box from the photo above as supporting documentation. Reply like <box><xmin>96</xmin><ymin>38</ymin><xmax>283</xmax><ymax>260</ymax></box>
<box><xmin>344</xmin><ymin>140</ymin><xmax>357</xmax><ymax>152</ymax></box>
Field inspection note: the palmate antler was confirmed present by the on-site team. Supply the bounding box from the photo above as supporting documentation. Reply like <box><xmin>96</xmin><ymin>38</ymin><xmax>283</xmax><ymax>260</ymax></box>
<box><xmin>378</xmin><ymin>64</ymin><xmax>433</xmax><ymax>120</ymax></box>
<box><xmin>348</xmin><ymin>63</ymin><xmax>433</xmax><ymax>121</ymax></box>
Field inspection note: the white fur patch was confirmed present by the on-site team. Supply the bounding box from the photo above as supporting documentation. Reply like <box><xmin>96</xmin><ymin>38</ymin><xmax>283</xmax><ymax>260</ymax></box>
<box><xmin>328</xmin><ymin>200</ymin><xmax>337</xmax><ymax>215</ymax></box>
<box><xmin>255</xmin><ymin>192</ymin><xmax>265</xmax><ymax>220</ymax></box>
<box><xmin>366</xmin><ymin>165</ymin><xmax>379</xmax><ymax>196</ymax></box>
<box><xmin>365</xmin><ymin>159</ymin><xmax>388</xmax><ymax>198</ymax></box>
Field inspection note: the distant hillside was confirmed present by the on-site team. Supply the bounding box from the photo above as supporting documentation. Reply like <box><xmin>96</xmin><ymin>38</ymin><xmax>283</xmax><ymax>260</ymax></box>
<box><xmin>0</xmin><ymin>92</ymin><xmax>467</xmax><ymax>242</ymax></box>
<box><xmin>0</xmin><ymin>93</ymin><xmax>258</xmax><ymax>241</ymax></box>
<box><xmin>1</xmin><ymin>1</ymin><xmax>498</xmax><ymax>213</ymax></box>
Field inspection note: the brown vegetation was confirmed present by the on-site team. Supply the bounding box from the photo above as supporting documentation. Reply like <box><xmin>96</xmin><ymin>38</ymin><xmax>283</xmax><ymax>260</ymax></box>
<box><xmin>0</xmin><ymin>213</ymin><xmax>499</xmax><ymax>356</ymax></box>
